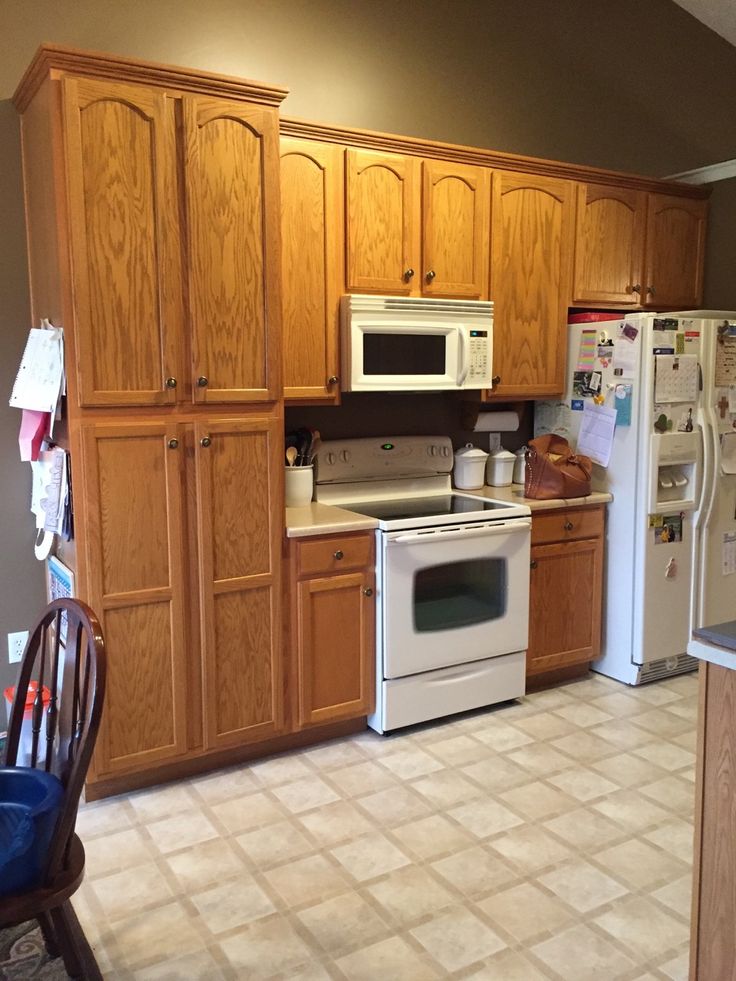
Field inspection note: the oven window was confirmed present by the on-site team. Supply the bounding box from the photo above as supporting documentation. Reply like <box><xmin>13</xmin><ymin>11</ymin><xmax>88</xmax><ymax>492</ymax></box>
<box><xmin>414</xmin><ymin>558</ymin><xmax>507</xmax><ymax>632</ymax></box>
<box><xmin>363</xmin><ymin>332</ymin><xmax>446</xmax><ymax>375</ymax></box>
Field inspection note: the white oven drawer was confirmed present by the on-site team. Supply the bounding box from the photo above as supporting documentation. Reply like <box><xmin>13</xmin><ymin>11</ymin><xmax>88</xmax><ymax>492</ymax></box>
<box><xmin>369</xmin><ymin>650</ymin><xmax>525</xmax><ymax>733</ymax></box>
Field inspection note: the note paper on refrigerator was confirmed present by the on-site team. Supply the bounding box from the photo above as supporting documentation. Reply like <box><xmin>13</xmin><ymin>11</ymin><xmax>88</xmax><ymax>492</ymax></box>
<box><xmin>577</xmin><ymin>401</ymin><xmax>617</xmax><ymax>468</ymax></box>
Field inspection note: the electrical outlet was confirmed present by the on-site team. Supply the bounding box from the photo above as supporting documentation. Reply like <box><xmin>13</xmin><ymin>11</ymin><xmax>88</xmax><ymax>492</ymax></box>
<box><xmin>8</xmin><ymin>631</ymin><xmax>29</xmax><ymax>664</ymax></box>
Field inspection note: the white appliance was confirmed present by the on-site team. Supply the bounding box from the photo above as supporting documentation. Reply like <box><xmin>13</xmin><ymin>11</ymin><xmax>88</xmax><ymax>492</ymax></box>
<box><xmin>536</xmin><ymin>312</ymin><xmax>725</xmax><ymax>685</ymax></box>
<box><xmin>314</xmin><ymin>435</ymin><xmax>531</xmax><ymax>732</ymax></box>
<box><xmin>341</xmin><ymin>294</ymin><xmax>493</xmax><ymax>392</ymax></box>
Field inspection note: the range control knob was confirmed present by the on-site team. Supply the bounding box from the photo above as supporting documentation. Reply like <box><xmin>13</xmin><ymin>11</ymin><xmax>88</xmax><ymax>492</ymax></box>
<box><xmin>442</xmin><ymin>446</ymin><xmax>451</xmax><ymax>457</ymax></box>
<box><xmin>326</xmin><ymin>451</ymin><xmax>336</xmax><ymax>465</ymax></box>
<box><xmin>340</xmin><ymin>449</ymin><xmax>350</xmax><ymax>462</ymax></box>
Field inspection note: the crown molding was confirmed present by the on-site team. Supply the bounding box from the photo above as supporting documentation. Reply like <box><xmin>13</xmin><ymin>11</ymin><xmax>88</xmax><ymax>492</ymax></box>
<box><xmin>665</xmin><ymin>160</ymin><xmax>736</xmax><ymax>185</ymax></box>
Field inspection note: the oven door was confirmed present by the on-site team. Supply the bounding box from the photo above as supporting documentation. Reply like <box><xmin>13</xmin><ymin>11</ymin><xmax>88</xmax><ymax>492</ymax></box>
<box><xmin>381</xmin><ymin>518</ymin><xmax>531</xmax><ymax>678</ymax></box>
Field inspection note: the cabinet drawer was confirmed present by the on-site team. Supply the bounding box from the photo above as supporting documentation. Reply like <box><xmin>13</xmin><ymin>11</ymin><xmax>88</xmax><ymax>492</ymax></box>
<box><xmin>297</xmin><ymin>533</ymin><xmax>374</xmax><ymax>577</ymax></box>
<box><xmin>531</xmin><ymin>506</ymin><xmax>604</xmax><ymax>545</ymax></box>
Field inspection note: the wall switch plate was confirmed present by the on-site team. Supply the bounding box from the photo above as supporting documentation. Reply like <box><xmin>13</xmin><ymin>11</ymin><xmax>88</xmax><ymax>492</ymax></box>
<box><xmin>8</xmin><ymin>631</ymin><xmax>29</xmax><ymax>664</ymax></box>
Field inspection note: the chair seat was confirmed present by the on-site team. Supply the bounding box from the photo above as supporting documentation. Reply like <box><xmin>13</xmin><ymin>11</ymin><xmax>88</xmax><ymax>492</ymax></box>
<box><xmin>0</xmin><ymin>833</ymin><xmax>86</xmax><ymax>928</ymax></box>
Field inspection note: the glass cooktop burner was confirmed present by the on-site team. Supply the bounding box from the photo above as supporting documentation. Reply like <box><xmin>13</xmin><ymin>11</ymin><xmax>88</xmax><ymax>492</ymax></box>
<box><xmin>343</xmin><ymin>494</ymin><xmax>512</xmax><ymax>522</ymax></box>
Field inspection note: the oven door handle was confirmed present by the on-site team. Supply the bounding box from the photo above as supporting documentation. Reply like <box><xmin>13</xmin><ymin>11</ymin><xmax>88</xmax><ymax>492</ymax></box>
<box><xmin>390</xmin><ymin>519</ymin><xmax>531</xmax><ymax>545</ymax></box>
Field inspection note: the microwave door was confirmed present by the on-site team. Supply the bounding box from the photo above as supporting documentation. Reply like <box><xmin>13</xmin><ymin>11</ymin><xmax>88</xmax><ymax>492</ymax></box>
<box><xmin>352</xmin><ymin>324</ymin><xmax>459</xmax><ymax>391</ymax></box>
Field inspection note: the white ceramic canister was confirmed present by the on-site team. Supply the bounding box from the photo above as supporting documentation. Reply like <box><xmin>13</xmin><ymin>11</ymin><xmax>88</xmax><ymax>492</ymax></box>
<box><xmin>453</xmin><ymin>443</ymin><xmax>489</xmax><ymax>490</ymax></box>
<box><xmin>486</xmin><ymin>448</ymin><xmax>516</xmax><ymax>487</ymax></box>
<box><xmin>512</xmin><ymin>446</ymin><xmax>527</xmax><ymax>485</ymax></box>
<box><xmin>284</xmin><ymin>465</ymin><xmax>314</xmax><ymax>507</ymax></box>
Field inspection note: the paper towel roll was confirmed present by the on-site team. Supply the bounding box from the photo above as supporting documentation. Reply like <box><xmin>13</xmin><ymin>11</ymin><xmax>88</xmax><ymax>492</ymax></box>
<box><xmin>473</xmin><ymin>411</ymin><xmax>519</xmax><ymax>432</ymax></box>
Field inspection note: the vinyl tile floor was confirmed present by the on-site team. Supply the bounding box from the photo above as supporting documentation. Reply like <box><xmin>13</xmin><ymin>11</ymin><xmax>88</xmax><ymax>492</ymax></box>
<box><xmin>73</xmin><ymin>671</ymin><xmax>698</xmax><ymax>980</ymax></box>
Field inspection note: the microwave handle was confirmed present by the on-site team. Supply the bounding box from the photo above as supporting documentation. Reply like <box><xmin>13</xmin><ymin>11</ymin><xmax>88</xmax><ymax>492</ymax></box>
<box><xmin>457</xmin><ymin>328</ymin><xmax>469</xmax><ymax>386</ymax></box>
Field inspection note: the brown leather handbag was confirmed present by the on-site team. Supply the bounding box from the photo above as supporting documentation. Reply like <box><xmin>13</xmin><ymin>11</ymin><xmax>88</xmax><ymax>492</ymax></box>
<box><xmin>524</xmin><ymin>434</ymin><xmax>593</xmax><ymax>500</ymax></box>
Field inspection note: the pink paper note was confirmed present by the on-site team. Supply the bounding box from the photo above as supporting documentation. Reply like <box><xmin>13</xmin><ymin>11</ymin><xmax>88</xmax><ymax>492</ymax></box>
<box><xmin>18</xmin><ymin>409</ymin><xmax>49</xmax><ymax>461</ymax></box>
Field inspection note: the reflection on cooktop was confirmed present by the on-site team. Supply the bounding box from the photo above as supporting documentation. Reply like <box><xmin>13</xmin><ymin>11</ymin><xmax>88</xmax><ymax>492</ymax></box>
<box><xmin>344</xmin><ymin>494</ymin><xmax>512</xmax><ymax>521</ymax></box>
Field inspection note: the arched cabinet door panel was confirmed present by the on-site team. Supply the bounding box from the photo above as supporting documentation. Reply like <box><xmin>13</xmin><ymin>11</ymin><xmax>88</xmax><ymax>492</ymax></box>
<box><xmin>644</xmin><ymin>193</ymin><xmax>707</xmax><ymax>309</ymax></box>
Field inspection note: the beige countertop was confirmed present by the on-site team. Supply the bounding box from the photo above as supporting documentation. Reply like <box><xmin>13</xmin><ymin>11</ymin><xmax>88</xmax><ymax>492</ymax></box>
<box><xmin>285</xmin><ymin>485</ymin><xmax>611</xmax><ymax>537</ymax></box>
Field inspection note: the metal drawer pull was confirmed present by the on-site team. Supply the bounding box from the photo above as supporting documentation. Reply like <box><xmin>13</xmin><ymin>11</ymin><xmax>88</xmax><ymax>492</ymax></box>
<box><xmin>200</xmin><ymin>436</ymin><xmax>211</xmax><ymax>448</ymax></box>
<box><xmin>363</xmin><ymin>587</ymin><xmax>373</xmax><ymax>597</ymax></box>
<box><xmin>564</xmin><ymin>520</ymin><xmax>574</xmax><ymax>531</ymax></box>
<box><xmin>197</xmin><ymin>375</ymin><xmax>209</xmax><ymax>387</ymax></box>
<box><xmin>334</xmin><ymin>550</ymin><xmax>344</xmax><ymax>560</ymax></box>
<box><xmin>165</xmin><ymin>376</ymin><xmax>177</xmax><ymax>389</ymax></box>
<box><xmin>167</xmin><ymin>438</ymin><xmax>178</xmax><ymax>450</ymax></box>
<box><xmin>530</xmin><ymin>559</ymin><xmax>537</xmax><ymax>569</ymax></box>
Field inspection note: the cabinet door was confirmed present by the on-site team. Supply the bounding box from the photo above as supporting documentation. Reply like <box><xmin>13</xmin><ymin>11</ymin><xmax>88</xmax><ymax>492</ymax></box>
<box><xmin>422</xmin><ymin>160</ymin><xmax>490</xmax><ymax>298</ymax></box>
<box><xmin>185</xmin><ymin>98</ymin><xmax>281</xmax><ymax>402</ymax></box>
<box><xmin>297</xmin><ymin>570</ymin><xmax>375</xmax><ymax>726</ymax></box>
<box><xmin>527</xmin><ymin>536</ymin><xmax>603</xmax><ymax>676</ymax></box>
<box><xmin>63</xmin><ymin>78</ymin><xmax>183</xmax><ymax>406</ymax></box>
<box><xmin>195</xmin><ymin>416</ymin><xmax>284</xmax><ymax>749</ymax></box>
<box><xmin>490</xmin><ymin>172</ymin><xmax>575</xmax><ymax>398</ymax></box>
<box><xmin>572</xmin><ymin>184</ymin><xmax>646</xmax><ymax>306</ymax></box>
<box><xmin>280</xmin><ymin>138</ymin><xmax>343</xmax><ymax>401</ymax></box>
<box><xmin>346</xmin><ymin>148</ymin><xmax>419</xmax><ymax>294</ymax></box>
<box><xmin>82</xmin><ymin>422</ymin><xmax>189</xmax><ymax>776</ymax></box>
<box><xmin>644</xmin><ymin>193</ymin><xmax>707</xmax><ymax>308</ymax></box>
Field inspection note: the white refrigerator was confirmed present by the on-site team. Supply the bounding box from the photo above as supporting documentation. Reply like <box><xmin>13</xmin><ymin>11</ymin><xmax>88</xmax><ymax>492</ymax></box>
<box><xmin>536</xmin><ymin>311</ymin><xmax>736</xmax><ymax>685</ymax></box>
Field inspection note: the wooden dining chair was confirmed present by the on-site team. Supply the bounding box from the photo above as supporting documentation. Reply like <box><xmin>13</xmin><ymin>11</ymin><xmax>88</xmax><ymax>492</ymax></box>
<box><xmin>1</xmin><ymin>598</ymin><xmax>106</xmax><ymax>980</ymax></box>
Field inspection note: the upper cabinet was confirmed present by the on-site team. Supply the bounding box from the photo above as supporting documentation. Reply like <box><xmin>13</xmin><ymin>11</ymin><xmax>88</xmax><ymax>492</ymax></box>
<box><xmin>572</xmin><ymin>184</ymin><xmax>647</xmax><ymax>307</ymax></box>
<box><xmin>345</xmin><ymin>149</ymin><xmax>490</xmax><ymax>299</ymax></box>
<box><xmin>643</xmin><ymin>193</ymin><xmax>707</xmax><ymax>309</ymax></box>
<box><xmin>489</xmin><ymin>171</ymin><xmax>575</xmax><ymax>399</ymax></box>
<box><xmin>280</xmin><ymin>138</ymin><xmax>343</xmax><ymax>401</ymax></box>
<box><xmin>62</xmin><ymin>76</ymin><xmax>282</xmax><ymax>407</ymax></box>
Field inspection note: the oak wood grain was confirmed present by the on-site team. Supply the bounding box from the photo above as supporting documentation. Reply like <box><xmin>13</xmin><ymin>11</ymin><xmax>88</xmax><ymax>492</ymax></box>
<box><xmin>531</xmin><ymin>505</ymin><xmax>605</xmax><ymax>546</ymax></box>
<box><xmin>644</xmin><ymin>193</ymin><xmax>707</xmax><ymax>309</ymax></box>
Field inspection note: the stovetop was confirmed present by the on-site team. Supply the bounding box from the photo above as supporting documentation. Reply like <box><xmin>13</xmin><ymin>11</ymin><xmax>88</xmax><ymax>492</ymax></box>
<box><xmin>342</xmin><ymin>493</ymin><xmax>515</xmax><ymax>522</ymax></box>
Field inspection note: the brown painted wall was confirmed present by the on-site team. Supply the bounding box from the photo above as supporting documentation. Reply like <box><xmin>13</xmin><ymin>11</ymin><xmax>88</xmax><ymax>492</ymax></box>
<box><xmin>1</xmin><ymin>0</ymin><xmax>735</xmax><ymax>691</ymax></box>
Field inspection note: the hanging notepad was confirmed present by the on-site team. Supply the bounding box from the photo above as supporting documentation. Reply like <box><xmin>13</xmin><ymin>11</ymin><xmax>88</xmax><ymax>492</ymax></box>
<box><xmin>653</xmin><ymin>354</ymin><xmax>699</xmax><ymax>404</ymax></box>
<box><xmin>9</xmin><ymin>323</ymin><xmax>64</xmax><ymax>414</ymax></box>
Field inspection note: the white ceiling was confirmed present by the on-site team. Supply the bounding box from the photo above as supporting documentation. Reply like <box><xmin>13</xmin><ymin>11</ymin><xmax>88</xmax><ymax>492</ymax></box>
<box><xmin>673</xmin><ymin>0</ymin><xmax>736</xmax><ymax>47</ymax></box>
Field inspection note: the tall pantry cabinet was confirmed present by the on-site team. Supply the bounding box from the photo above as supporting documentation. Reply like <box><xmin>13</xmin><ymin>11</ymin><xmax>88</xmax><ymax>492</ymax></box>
<box><xmin>13</xmin><ymin>46</ymin><xmax>288</xmax><ymax>796</ymax></box>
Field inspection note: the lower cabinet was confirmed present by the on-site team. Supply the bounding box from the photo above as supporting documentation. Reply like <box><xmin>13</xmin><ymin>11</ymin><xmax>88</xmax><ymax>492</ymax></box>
<box><xmin>527</xmin><ymin>505</ymin><xmax>605</xmax><ymax>682</ymax></box>
<box><xmin>286</xmin><ymin>532</ymin><xmax>375</xmax><ymax>727</ymax></box>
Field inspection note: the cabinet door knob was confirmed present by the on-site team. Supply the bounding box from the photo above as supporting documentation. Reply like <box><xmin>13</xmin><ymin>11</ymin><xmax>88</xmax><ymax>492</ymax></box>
<box><xmin>165</xmin><ymin>376</ymin><xmax>177</xmax><ymax>389</ymax></box>
<box><xmin>425</xmin><ymin>269</ymin><xmax>436</xmax><ymax>282</ymax></box>
<box><xmin>530</xmin><ymin>559</ymin><xmax>537</xmax><ymax>570</ymax></box>
<box><xmin>200</xmin><ymin>436</ymin><xmax>212</xmax><ymax>448</ymax></box>
<box><xmin>564</xmin><ymin>520</ymin><xmax>574</xmax><ymax>531</ymax></box>
<box><xmin>333</xmin><ymin>549</ymin><xmax>344</xmax><ymax>560</ymax></box>
<box><xmin>167</xmin><ymin>438</ymin><xmax>179</xmax><ymax>450</ymax></box>
<box><xmin>197</xmin><ymin>375</ymin><xmax>209</xmax><ymax>388</ymax></box>
<box><xmin>629</xmin><ymin>284</ymin><xmax>642</xmax><ymax>294</ymax></box>
<box><xmin>328</xmin><ymin>375</ymin><xmax>339</xmax><ymax>385</ymax></box>
<box><xmin>363</xmin><ymin>587</ymin><xmax>373</xmax><ymax>597</ymax></box>
<box><xmin>404</xmin><ymin>268</ymin><xmax>415</xmax><ymax>281</ymax></box>
<box><xmin>647</xmin><ymin>285</ymin><xmax>656</xmax><ymax>295</ymax></box>
<box><xmin>491</xmin><ymin>375</ymin><xmax>501</xmax><ymax>387</ymax></box>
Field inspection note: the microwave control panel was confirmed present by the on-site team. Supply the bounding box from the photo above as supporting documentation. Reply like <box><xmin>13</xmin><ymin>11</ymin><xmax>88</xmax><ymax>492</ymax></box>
<box><xmin>467</xmin><ymin>330</ymin><xmax>490</xmax><ymax>384</ymax></box>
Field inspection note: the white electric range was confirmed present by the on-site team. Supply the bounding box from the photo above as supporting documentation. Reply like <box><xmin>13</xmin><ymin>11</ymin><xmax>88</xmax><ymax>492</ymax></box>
<box><xmin>314</xmin><ymin>435</ymin><xmax>531</xmax><ymax>732</ymax></box>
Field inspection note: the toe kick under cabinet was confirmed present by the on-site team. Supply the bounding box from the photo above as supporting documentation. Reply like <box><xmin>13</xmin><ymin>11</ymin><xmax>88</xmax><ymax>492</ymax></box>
<box><xmin>526</xmin><ymin>504</ymin><xmax>605</xmax><ymax>686</ymax></box>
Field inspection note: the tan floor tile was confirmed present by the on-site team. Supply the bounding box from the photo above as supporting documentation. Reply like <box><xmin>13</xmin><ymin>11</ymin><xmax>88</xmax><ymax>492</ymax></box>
<box><xmin>298</xmin><ymin>799</ymin><xmax>376</xmax><ymax>846</ymax></box>
<box><xmin>165</xmin><ymin>837</ymin><xmax>245</xmax><ymax>892</ymax></box>
<box><xmin>410</xmin><ymin>906</ymin><xmax>506</xmax><ymax>971</ymax></box>
<box><xmin>671</xmin><ymin>729</ymin><xmax>697</xmax><ymax>751</ymax></box>
<box><xmin>146</xmin><ymin>810</ymin><xmax>220</xmax><ymax>854</ymax></box>
<box><xmin>632</xmin><ymin>740</ymin><xmax>696</xmax><ymax>772</ymax></box>
<box><xmin>83</xmin><ymin>826</ymin><xmax>153</xmax><ymax>878</ymax></box>
<box><xmin>563</xmin><ymin>676</ymin><xmax>614</xmax><ymax>699</ymax></box>
<box><xmin>297</xmin><ymin>890</ymin><xmax>389</xmax><ymax>954</ymax></box>
<box><xmin>448</xmin><ymin>796</ymin><xmax>524</xmax><ymax>839</ymax></box>
<box><xmin>546</xmin><ymin>766</ymin><xmax>618</xmax><ymax>802</ymax></box>
<box><xmin>652</xmin><ymin>874</ymin><xmax>693</xmax><ymax>918</ymax></box>
<box><xmin>218</xmin><ymin>916</ymin><xmax>314</xmax><ymax>979</ymax></box>
<box><xmin>248</xmin><ymin>753</ymin><xmax>314</xmax><ymax>785</ymax></box>
<box><xmin>511</xmin><ymin>711</ymin><xmax>577</xmax><ymax>740</ymax></box>
<box><xmin>630</xmin><ymin>683</ymin><xmax>683</xmax><ymax>706</ymax></box>
<box><xmin>592</xmin><ymin>788</ymin><xmax>673</xmax><ymax>831</ymax></box>
<box><xmin>376</xmin><ymin>745</ymin><xmax>445</xmax><ymax>779</ymax></box>
<box><xmin>518</xmin><ymin>686</ymin><xmax>578</xmax><ymax>709</ymax></box>
<box><xmin>114</xmin><ymin>901</ymin><xmax>206</xmax><ymax>970</ymax></box>
<box><xmin>507</xmin><ymin>743</ymin><xmax>576</xmax><ymax>775</ymax></box>
<box><xmin>629</xmin><ymin>708</ymin><xmax>693</xmax><ymax>738</ymax></box>
<box><xmin>283</xmin><ymin>963</ymin><xmax>334</xmax><ymax>981</ymax></box>
<box><xmin>531</xmin><ymin>922</ymin><xmax>636</xmax><ymax>981</ymax></box>
<box><xmin>539</xmin><ymin>858</ymin><xmax>629</xmax><ymax>912</ymax></box>
<box><xmin>127</xmin><ymin>782</ymin><xmax>199</xmax><ymax>823</ymax></box>
<box><xmin>423</xmin><ymin>733</ymin><xmax>489</xmax><ymax>766</ymax></box>
<box><xmin>301</xmin><ymin>738</ymin><xmax>367</xmax><ymax>769</ymax></box>
<box><xmin>471</xmin><ymin>721</ymin><xmax>534</xmax><ymax>752</ymax></box>
<box><xmin>551</xmin><ymin>730</ymin><xmax>617</xmax><ymax>762</ymax></box>
<box><xmin>263</xmin><ymin>853</ymin><xmax>350</xmax><ymax>906</ymax></box>
<box><xmin>132</xmin><ymin>949</ymin><xmax>225</xmax><ymax>980</ymax></box>
<box><xmin>589</xmin><ymin>692</ymin><xmax>645</xmax><ymax>717</ymax></box>
<box><xmin>499</xmin><ymin>781</ymin><xmax>575</xmax><ymax>820</ymax></box>
<box><xmin>460</xmin><ymin>756</ymin><xmax>534</xmax><ymax>793</ymax></box>
<box><xmin>553</xmin><ymin>701</ymin><xmax>613</xmax><ymax>727</ymax></box>
<box><xmin>592</xmin><ymin>718</ymin><xmax>660</xmax><ymax>750</ymax></box>
<box><xmin>591</xmin><ymin>750</ymin><xmax>666</xmax><ymax>789</ymax></box>
<box><xmin>430</xmin><ymin>845</ymin><xmax>517</xmax><ymax>898</ymax></box>
<box><xmin>190</xmin><ymin>765</ymin><xmax>260</xmax><ymax>803</ymax></box>
<box><xmin>488</xmin><ymin>825</ymin><xmax>573</xmax><ymax>874</ymax></box>
<box><xmin>658</xmin><ymin>950</ymin><xmax>690</xmax><ymax>981</ymax></box>
<box><xmin>391</xmin><ymin>813</ymin><xmax>475</xmax><ymax>860</ymax></box>
<box><xmin>410</xmin><ymin>768</ymin><xmax>484</xmax><ymax>808</ymax></box>
<box><xmin>366</xmin><ymin>865</ymin><xmax>456</xmax><ymax>927</ymax></box>
<box><xmin>478</xmin><ymin>880</ymin><xmax>573</xmax><ymax>942</ymax></box>
<box><xmin>77</xmin><ymin>798</ymin><xmax>134</xmax><ymax>838</ymax></box>
<box><xmin>665</xmin><ymin>697</ymin><xmax>699</xmax><ymax>722</ymax></box>
<box><xmin>209</xmin><ymin>790</ymin><xmax>285</xmax><ymax>834</ymax></box>
<box><xmin>325</xmin><ymin>760</ymin><xmax>396</xmax><ymax>797</ymax></box>
<box><xmin>594</xmin><ymin>895</ymin><xmax>690</xmax><ymax>958</ymax></box>
<box><xmin>271</xmin><ymin>775</ymin><xmax>342</xmax><ymax>813</ymax></box>
<box><xmin>191</xmin><ymin>876</ymin><xmax>276</xmax><ymax>934</ymax></box>
<box><xmin>354</xmin><ymin>785</ymin><xmax>432</xmax><ymax>826</ymax></box>
<box><xmin>543</xmin><ymin>806</ymin><xmax>627</xmax><ymax>850</ymax></box>
<box><xmin>234</xmin><ymin>818</ymin><xmax>315</xmax><ymax>868</ymax></box>
<box><xmin>90</xmin><ymin>862</ymin><xmax>173</xmax><ymax>921</ymax></box>
<box><xmin>644</xmin><ymin>818</ymin><xmax>694</xmax><ymax>861</ymax></box>
<box><xmin>335</xmin><ymin>936</ymin><xmax>440</xmax><ymax>980</ymax></box>
<box><xmin>467</xmin><ymin>947</ymin><xmax>551</xmax><ymax>980</ymax></box>
<box><xmin>330</xmin><ymin>831</ymin><xmax>411</xmax><ymax>882</ymax></box>
<box><xmin>596</xmin><ymin>838</ymin><xmax>689</xmax><ymax>889</ymax></box>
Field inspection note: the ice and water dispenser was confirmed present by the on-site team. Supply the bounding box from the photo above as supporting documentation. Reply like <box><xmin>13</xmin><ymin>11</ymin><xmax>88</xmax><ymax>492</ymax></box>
<box><xmin>648</xmin><ymin>431</ymin><xmax>700</xmax><ymax>511</ymax></box>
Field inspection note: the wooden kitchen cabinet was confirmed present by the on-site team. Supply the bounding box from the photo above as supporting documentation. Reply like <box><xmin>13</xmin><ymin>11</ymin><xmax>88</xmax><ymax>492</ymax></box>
<box><xmin>280</xmin><ymin>138</ymin><xmax>344</xmax><ymax>401</ymax></box>
<box><xmin>488</xmin><ymin>171</ymin><xmax>575</xmax><ymax>399</ymax></box>
<box><xmin>81</xmin><ymin>413</ymin><xmax>284</xmax><ymax>782</ymax></box>
<box><xmin>643</xmin><ymin>192</ymin><xmax>707</xmax><ymax>308</ymax></box>
<box><xmin>526</xmin><ymin>505</ymin><xmax>604</xmax><ymax>683</ymax></box>
<box><xmin>346</xmin><ymin>148</ymin><xmax>490</xmax><ymax>299</ymax></box>
<box><xmin>287</xmin><ymin>532</ymin><xmax>375</xmax><ymax>727</ymax></box>
<box><xmin>62</xmin><ymin>74</ymin><xmax>282</xmax><ymax>406</ymax></box>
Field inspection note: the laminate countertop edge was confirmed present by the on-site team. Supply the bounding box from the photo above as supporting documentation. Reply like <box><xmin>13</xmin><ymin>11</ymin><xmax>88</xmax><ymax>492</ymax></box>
<box><xmin>285</xmin><ymin>487</ymin><xmax>612</xmax><ymax>537</ymax></box>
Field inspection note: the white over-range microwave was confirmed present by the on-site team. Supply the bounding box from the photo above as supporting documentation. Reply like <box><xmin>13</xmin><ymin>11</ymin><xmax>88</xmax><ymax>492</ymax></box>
<box><xmin>341</xmin><ymin>294</ymin><xmax>493</xmax><ymax>392</ymax></box>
